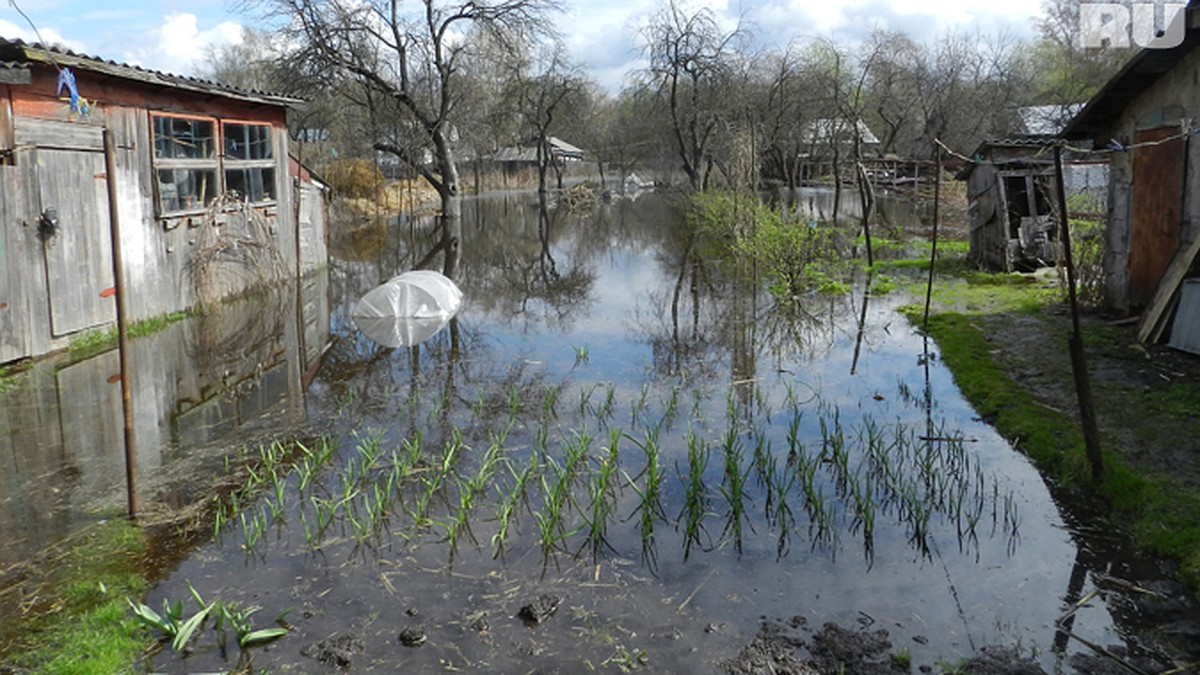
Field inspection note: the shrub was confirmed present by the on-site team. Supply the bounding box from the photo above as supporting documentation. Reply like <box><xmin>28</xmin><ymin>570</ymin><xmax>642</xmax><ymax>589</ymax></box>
<box><xmin>688</xmin><ymin>190</ymin><xmax>844</xmax><ymax>297</ymax></box>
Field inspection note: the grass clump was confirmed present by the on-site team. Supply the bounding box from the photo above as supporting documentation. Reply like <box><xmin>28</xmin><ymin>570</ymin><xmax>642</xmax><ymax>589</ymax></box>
<box><xmin>323</xmin><ymin>158</ymin><xmax>384</xmax><ymax>200</ymax></box>
<box><xmin>68</xmin><ymin>312</ymin><xmax>189</xmax><ymax>359</ymax></box>
<box><xmin>2</xmin><ymin>519</ymin><xmax>150</xmax><ymax>674</ymax></box>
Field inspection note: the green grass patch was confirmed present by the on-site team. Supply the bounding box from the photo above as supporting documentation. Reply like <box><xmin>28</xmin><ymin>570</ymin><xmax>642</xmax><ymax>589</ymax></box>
<box><xmin>907</xmin><ymin>307</ymin><xmax>1200</xmax><ymax>588</ymax></box>
<box><xmin>0</xmin><ymin>364</ymin><xmax>24</xmax><ymax>394</ymax></box>
<box><xmin>2</xmin><ymin>519</ymin><xmax>150</xmax><ymax>673</ymax></box>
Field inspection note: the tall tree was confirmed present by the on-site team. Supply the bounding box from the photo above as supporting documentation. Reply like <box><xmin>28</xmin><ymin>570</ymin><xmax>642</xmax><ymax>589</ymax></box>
<box><xmin>508</xmin><ymin>48</ymin><xmax>589</xmax><ymax>193</ymax></box>
<box><xmin>1032</xmin><ymin>0</ymin><xmax>1134</xmax><ymax>110</ymax></box>
<box><xmin>640</xmin><ymin>0</ymin><xmax>744</xmax><ymax>191</ymax></box>
<box><xmin>260</xmin><ymin>0</ymin><xmax>557</xmax><ymax>276</ymax></box>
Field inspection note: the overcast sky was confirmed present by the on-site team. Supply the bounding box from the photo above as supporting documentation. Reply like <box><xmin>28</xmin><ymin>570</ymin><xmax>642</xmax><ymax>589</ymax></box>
<box><xmin>1</xmin><ymin>0</ymin><xmax>1046</xmax><ymax>91</ymax></box>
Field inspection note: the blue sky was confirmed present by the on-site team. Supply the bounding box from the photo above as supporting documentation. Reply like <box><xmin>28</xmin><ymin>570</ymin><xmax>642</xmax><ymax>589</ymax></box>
<box><xmin>1</xmin><ymin>0</ymin><xmax>1046</xmax><ymax>90</ymax></box>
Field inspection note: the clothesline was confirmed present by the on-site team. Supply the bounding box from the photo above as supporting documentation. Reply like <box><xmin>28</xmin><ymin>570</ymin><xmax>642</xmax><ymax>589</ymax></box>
<box><xmin>932</xmin><ymin>119</ymin><xmax>1198</xmax><ymax>169</ymax></box>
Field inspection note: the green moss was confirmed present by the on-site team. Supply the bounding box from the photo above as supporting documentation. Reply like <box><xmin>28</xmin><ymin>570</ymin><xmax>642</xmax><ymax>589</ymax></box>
<box><xmin>3</xmin><ymin>519</ymin><xmax>151</xmax><ymax>673</ymax></box>
<box><xmin>0</xmin><ymin>365</ymin><xmax>23</xmax><ymax>394</ymax></box>
<box><xmin>68</xmin><ymin>312</ymin><xmax>189</xmax><ymax>359</ymax></box>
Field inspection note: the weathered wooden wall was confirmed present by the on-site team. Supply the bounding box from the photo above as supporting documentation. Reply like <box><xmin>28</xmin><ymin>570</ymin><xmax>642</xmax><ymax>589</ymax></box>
<box><xmin>966</xmin><ymin>163</ymin><xmax>1009</xmax><ymax>271</ymax></box>
<box><xmin>0</xmin><ymin>273</ymin><xmax>330</xmax><ymax>569</ymax></box>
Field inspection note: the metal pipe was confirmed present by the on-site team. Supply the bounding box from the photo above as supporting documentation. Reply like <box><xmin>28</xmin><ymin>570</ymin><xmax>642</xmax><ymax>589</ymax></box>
<box><xmin>103</xmin><ymin>128</ymin><xmax>138</xmax><ymax>520</ymax></box>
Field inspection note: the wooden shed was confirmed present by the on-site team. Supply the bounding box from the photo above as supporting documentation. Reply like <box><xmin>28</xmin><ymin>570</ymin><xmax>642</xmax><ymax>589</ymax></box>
<box><xmin>1</xmin><ymin>38</ymin><xmax>327</xmax><ymax>365</ymax></box>
<box><xmin>958</xmin><ymin>139</ymin><xmax>1061</xmax><ymax>272</ymax></box>
<box><xmin>1062</xmin><ymin>3</ymin><xmax>1200</xmax><ymax>317</ymax></box>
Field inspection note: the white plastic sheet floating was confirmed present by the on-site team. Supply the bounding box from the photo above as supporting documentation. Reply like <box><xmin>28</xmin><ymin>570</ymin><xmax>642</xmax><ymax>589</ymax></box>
<box><xmin>352</xmin><ymin>270</ymin><xmax>463</xmax><ymax>348</ymax></box>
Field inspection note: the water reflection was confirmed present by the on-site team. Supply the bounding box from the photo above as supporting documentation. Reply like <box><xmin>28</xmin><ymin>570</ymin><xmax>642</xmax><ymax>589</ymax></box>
<box><xmin>0</xmin><ymin>273</ymin><xmax>330</xmax><ymax>573</ymax></box>
<box><xmin>784</xmin><ymin>185</ymin><xmax>929</xmax><ymax>232</ymax></box>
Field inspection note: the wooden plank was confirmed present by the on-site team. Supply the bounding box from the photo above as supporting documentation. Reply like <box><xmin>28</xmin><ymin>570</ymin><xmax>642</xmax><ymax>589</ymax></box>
<box><xmin>0</xmin><ymin>90</ymin><xmax>14</xmax><ymax>159</ymax></box>
<box><xmin>1130</xmin><ymin>127</ymin><xmax>1185</xmax><ymax>307</ymax></box>
<box><xmin>0</xmin><ymin>165</ymin><xmax>21</xmax><ymax>363</ymax></box>
<box><xmin>1137</xmin><ymin>234</ymin><xmax>1200</xmax><ymax>343</ymax></box>
<box><xmin>14</xmin><ymin>117</ymin><xmax>104</xmax><ymax>151</ymax></box>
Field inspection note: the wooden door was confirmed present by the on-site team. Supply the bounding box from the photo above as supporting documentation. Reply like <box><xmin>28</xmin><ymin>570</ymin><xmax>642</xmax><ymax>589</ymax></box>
<box><xmin>36</xmin><ymin>147</ymin><xmax>115</xmax><ymax>336</ymax></box>
<box><xmin>1130</xmin><ymin>127</ymin><xmax>1185</xmax><ymax>307</ymax></box>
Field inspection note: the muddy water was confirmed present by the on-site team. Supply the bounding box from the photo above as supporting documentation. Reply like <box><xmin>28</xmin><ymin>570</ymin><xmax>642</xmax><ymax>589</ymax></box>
<box><xmin>3</xmin><ymin>191</ymin><xmax>1192</xmax><ymax>672</ymax></box>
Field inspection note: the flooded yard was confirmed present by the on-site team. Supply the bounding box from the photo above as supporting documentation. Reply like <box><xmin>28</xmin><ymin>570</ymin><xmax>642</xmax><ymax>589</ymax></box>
<box><xmin>2</xmin><ymin>190</ymin><xmax>1193</xmax><ymax>672</ymax></box>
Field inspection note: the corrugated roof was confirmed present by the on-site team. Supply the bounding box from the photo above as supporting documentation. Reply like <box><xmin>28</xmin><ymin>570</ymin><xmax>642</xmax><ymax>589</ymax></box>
<box><xmin>0</xmin><ymin>37</ymin><xmax>303</xmax><ymax>107</ymax></box>
<box><xmin>0</xmin><ymin>60</ymin><xmax>31</xmax><ymax>84</ymax></box>
<box><xmin>1062</xmin><ymin>3</ymin><xmax>1200</xmax><ymax>140</ymax></box>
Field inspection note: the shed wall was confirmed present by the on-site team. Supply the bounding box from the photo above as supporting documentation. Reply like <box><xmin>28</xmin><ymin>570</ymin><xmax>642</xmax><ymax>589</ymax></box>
<box><xmin>1</xmin><ymin>64</ymin><xmax>324</xmax><ymax>365</ymax></box>
<box><xmin>1093</xmin><ymin>42</ymin><xmax>1200</xmax><ymax>311</ymax></box>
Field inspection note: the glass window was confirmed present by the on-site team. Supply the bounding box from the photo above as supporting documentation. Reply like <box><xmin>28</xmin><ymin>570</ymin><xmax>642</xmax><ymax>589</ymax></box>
<box><xmin>153</xmin><ymin>116</ymin><xmax>216</xmax><ymax>160</ymax></box>
<box><xmin>157</xmin><ymin>168</ymin><xmax>217</xmax><ymax>212</ymax></box>
<box><xmin>150</xmin><ymin>114</ymin><xmax>278</xmax><ymax>215</ymax></box>
<box><xmin>224</xmin><ymin>123</ymin><xmax>273</xmax><ymax>160</ymax></box>
<box><xmin>225</xmin><ymin>167</ymin><xmax>276</xmax><ymax>202</ymax></box>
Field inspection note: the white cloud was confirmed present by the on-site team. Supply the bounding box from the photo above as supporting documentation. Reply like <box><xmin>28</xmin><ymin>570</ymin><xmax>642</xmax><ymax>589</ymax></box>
<box><xmin>787</xmin><ymin>0</ymin><xmax>868</xmax><ymax>34</ymax></box>
<box><xmin>122</xmin><ymin>13</ymin><xmax>244</xmax><ymax>75</ymax></box>
<box><xmin>0</xmin><ymin>18</ymin><xmax>84</xmax><ymax>52</ymax></box>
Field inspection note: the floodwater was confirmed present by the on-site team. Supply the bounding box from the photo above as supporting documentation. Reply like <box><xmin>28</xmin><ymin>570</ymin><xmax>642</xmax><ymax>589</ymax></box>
<box><xmin>0</xmin><ymin>190</ymin><xmax>1191</xmax><ymax>672</ymax></box>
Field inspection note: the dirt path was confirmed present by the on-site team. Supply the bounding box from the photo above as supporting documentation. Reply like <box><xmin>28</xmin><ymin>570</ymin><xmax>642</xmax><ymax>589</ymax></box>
<box><xmin>973</xmin><ymin>306</ymin><xmax>1200</xmax><ymax>494</ymax></box>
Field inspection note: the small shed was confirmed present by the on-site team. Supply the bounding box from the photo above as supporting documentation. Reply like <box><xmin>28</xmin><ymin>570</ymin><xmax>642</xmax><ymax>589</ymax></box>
<box><xmin>0</xmin><ymin>38</ymin><xmax>327</xmax><ymax>365</ymax></box>
<box><xmin>958</xmin><ymin>139</ymin><xmax>1061</xmax><ymax>272</ymax></box>
<box><xmin>1062</xmin><ymin>2</ymin><xmax>1200</xmax><ymax>317</ymax></box>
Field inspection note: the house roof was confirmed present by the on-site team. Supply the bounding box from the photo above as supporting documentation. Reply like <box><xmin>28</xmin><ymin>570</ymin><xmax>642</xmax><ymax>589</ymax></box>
<box><xmin>0</xmin><ymin>37</ymin><xmax>303</xmax><ymax>108</ymax></box>
<box><xmin>802</xmin><ymin>118</ymin><xmax>880</xmax><ymax>146</ymax></box>
<box><xmin>1061</xmin><ymin>3</ymin><xmax>1200</xmax><ymax>140</ymax></box>
<box><xmin>548</xmin><ymin>137</ymin><xmax>584</xmax><ymax>157</ymax></box>
<box><xmin>1018</xmin><ymin>104</ymin><xmax>1084</xmax><ymax>137</ymax></box>
<box><xmin>494</xmin><ymin>137</ymin><xmax>585</xmax><ymax>162</ymax></box>
<box><xmin>955</xmin><ymin>137</ymin><xmax>1056</xmax><ymax>180</ymax></box>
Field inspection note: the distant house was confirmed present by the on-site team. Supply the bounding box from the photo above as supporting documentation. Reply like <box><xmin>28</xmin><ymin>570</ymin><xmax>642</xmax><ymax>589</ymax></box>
<box><xmin>796</xmin><ymin>118</ymin><xmax>880</xmax><ymax>185</ymax></box>
<box><xmin>1061</xmin><ymin>3</ymin><xmax>1200</xmax><ymax>318</ymax></box>
<box><xmin>494</xmin><ymin>136</ymin><xmax>584</xmax><ymax>171</ymax></box>
<box><xmin>0</xmin><ymin>38</ymin><xmax>327</xmax><ymax>364</ymax></box>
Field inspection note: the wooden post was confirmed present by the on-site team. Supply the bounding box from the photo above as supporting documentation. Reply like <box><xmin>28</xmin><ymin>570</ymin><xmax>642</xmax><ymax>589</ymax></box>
<box><xmin>1055</xmin><ymin>145</ymin><xmax>1104</xmax><ymax>483</ymax></box>
<box><xmin>103</xmin><ymin>129</ymin><xmax>138</xmax><ymax>520</ymax></box>
<box><xmin>924</xmin><ymin>145</ymin><xmax>942</xmax><ymax>328</ymax></box>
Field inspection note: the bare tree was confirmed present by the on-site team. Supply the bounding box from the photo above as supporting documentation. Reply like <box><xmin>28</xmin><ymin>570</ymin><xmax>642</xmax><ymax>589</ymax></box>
<box><xmin>259</xmin><ymin>0</ymin><xmax>558</xmax><ymax>276</ymax></box>
<box><xmin>640</xmin><ymin>0</ymin><xmax>744</xmax><ymax>191</ymax></box>
<box><xmin>508</xmin><ymin>48</ymin><xmax>589</xmax><ymax>193</ymax></box>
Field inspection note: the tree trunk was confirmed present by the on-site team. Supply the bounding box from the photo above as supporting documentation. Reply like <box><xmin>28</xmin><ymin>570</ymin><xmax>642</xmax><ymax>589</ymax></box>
<box><xmin>438</xmin><ymin>146</ymin><xmax>463</xmax><ymax>280</ymax></box>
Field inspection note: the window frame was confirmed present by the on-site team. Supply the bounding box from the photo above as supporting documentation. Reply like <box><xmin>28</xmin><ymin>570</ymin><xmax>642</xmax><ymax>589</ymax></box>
<box><xmin>221</xmin><ymin>120</ymin><xmax>277</xmax><ymax>205</ymax></box>
<box><xmin>150</xmin><ymin>113</ymin><xmax>278</xmax><ymax>218</ymax></box>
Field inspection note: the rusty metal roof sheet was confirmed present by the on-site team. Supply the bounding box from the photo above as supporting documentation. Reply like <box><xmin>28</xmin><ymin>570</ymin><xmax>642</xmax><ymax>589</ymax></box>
<box><xmin>0</xmin><ymin>37</ymin><xmax>303</xmax><ymax>107</ymax></box>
